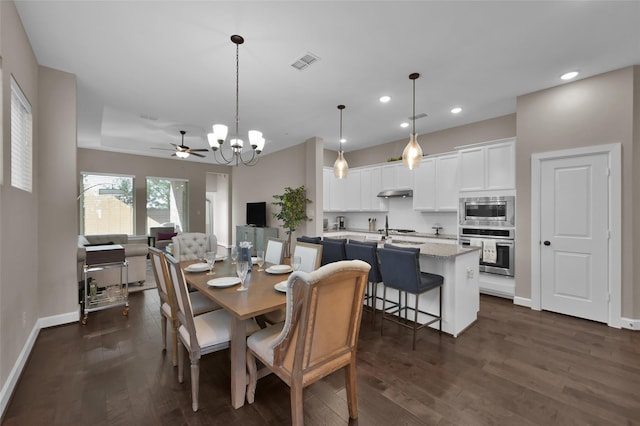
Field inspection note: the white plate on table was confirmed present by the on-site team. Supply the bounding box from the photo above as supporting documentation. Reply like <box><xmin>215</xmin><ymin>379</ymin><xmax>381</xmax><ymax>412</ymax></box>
<box><xmin>266</xmin><ymin>265</ymin><xmax>292</xmax><ymax>274</ymax></box>
<box><xmin>207</xmin><ymin>276</ymin><xmax>241</xmax><ymax>288</ymax></box>
<box><xmin>184</xmin><ymin>263</ymin><xmax>210</xmax><ymax>273</ymax></box>
<box><xmin>274</xmin><ymin>281</ymin><xmax>288</xmax><ymax>293</ymax></box>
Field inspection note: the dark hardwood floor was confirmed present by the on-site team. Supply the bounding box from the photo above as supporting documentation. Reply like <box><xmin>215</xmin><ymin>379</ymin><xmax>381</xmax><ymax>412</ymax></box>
<box><xmin>3</xmin><ymin>290</ymin><xmax>639</xmax><ymax>425</ymax></box>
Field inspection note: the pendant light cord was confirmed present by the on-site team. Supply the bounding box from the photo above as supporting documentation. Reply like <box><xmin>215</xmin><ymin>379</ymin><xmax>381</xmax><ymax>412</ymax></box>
<box><xmin>235</xmin><ymin>42</ymin><xmax>240</xmax><ymax>140</ymax></box>
<box><xmin>339</xmin><ymin>108</ymin><xmax>343</xmax><ymax>154</ymax></box>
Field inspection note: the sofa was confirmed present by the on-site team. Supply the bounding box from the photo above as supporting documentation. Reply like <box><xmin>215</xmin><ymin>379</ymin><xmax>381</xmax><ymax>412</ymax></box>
<box><xmin>77</xmin><ymin>234</ymin><xmax>149</xmax><ymax>285</ymax></box>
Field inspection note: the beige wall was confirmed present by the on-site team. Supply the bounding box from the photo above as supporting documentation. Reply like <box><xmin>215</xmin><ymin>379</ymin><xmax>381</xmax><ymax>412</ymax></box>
<box><xmin>515</xmin><ymin>66</ymin><xmax>637</xmax><ymax>317</ymax></box>
<box><xmin>0</xmin><ymin>0</ymin><xmax>40</xmax><ymax>393</ymax></box>
<box><xmin>37</xmin><ymin>66</ymin><xmax>77</xmax><ymax>318</ymax></box>
<box><xmin>77</xmin><ymin>149</ymin><xmax>230</xmax><ymax>235</ymax></box>
<box><xmin>634</xmin><ymin>67</ymin><xmax>640</xmax><ymax>317</ymax></box>
<box><xmin>328</xmin><ymin>114</ymin><xmax>517</xmax><ymax>168</ymax></box>
<box><xmin>232</xmin><ymin>138</ymin><xmax>322</xmax><ymax>246</ymax></box>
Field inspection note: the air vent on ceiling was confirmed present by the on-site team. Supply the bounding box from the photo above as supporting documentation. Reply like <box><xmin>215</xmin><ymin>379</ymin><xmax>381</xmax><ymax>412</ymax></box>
<box><xmin>291</xmin><ymin>52</ymin><xmax>320</xmax><ymax>71</ymax></box>
<box><xmin>409</xmin><ymin>113</ymin><xmax>428</xmax><ymax>120</ymax></box>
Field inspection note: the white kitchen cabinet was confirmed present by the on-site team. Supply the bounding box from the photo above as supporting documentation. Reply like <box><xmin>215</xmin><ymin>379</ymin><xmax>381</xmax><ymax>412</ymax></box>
<box><xmin>413</xmin><ymin>153</ymin><xmax>458</xmax><ymax>211</ymax></box>
<box><xmin>458</xmin><ymin>138</ymin><xmax>515</xmax><ymax>192</ymax></box>
<box><xmin>381</xmin><ymin>162</ymin><xmax>413</xmax><ymax>190</ymax></box>
<box><xmin>323</xmin><ymin>168</ymin><xmax>331</xmax><ymax>211</ymax></box>
<box><xmin>344</xmin><ymin>170</ymin><xmax>361</xmax><ymax>211</ymax></box>
<box><xmin>360</xmin><ymin>167</ymin><xmax>387</xmax><ymax>212</ymax></box>
<box><xmin>329</xmin><ymin>170</ymin><xmax>346</xmax><ymax>211</ymax></box>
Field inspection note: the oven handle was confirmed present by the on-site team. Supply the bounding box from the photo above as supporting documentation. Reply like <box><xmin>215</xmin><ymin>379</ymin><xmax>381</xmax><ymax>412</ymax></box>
<box><xmin>459</xmin><ymin>238</ymin><xmax>514</xmax><ymax>246</ymax></box>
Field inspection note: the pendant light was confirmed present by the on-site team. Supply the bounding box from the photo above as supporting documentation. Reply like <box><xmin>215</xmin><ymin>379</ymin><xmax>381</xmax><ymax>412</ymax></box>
<box><xmin>402</xmin><ymin>72</ymin><xmax>423</xmax><ymax>170</ymax></box>
<box><xmin>333</xmin><ymin>104</ymin><xmax>348</xmax><ymax>179</ymax></box>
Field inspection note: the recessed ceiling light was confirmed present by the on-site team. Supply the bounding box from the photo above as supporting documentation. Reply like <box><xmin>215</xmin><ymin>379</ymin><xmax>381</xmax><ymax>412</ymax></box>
<box><xmin>400</xmin><ymin>122</ymin><xmax>409</xmax><ymax>128</ymax></box>
<box><xmin>451</xmin><ymin>107</ymin><xmax>462</xmax><ymax>114</ymax></box>
<box><xmin>561</xmin><ymin>71</ymin><xmax>579</xmax><ymax>81</ymax></box>
<box><xmin>340</xmin><ymin>138</ymin><xmax>347</xmax><ymax>143</ymax></box>
<box><xmin>379</xmin><ymin>95</ymin><xmax>391</xmax><ymax>103</ymax></box>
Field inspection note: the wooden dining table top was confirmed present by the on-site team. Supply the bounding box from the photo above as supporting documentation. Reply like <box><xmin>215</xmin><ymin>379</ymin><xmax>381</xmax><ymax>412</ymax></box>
<box><xmin>180</xmin><ymin>258</ymin><xmax>288</xmax><ymax>320</ymax></box>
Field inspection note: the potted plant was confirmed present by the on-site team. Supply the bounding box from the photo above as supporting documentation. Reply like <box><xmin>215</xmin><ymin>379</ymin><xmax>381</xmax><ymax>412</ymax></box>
<box><xmin>272</xmin><ymin>186</ymin><xmax>312</xmax><ymax>258</ymax></box>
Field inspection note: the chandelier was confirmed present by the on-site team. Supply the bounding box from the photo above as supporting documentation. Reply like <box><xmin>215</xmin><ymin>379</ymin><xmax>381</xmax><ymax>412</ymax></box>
<box><xmin>402</xmin><ymin>72</ymin><xmax>423</xmax><ymax>170</ymax></box>
<box><xmin>207</xmin><ymin>35</ymin><xmax>265</xmax><ymax>166</ymax></box>
<box><xmin>333</xmin><ymin>105</ymin><xmax>348</xmax><ymax>179</ymax></box>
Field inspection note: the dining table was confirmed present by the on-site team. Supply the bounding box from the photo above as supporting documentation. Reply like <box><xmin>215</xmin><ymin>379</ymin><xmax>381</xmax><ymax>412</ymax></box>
<box><xmin>180</xmin><ymin>257</ymin><xmax>290</xmax><ymax>409</ymax></box>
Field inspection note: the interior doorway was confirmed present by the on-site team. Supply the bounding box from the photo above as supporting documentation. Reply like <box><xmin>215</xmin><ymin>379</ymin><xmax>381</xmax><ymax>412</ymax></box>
<box><xmin>531</xmin><ymin>143</ymin><xmax>621</xmax><ymax>327</ymax></box>
<box><xmin>206</xmin><ymin>172</ymin><xmax>230</xmax><ymax>249</ymax></box>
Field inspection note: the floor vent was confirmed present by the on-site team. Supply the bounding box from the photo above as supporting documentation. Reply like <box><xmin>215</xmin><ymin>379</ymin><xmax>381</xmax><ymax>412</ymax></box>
<box><xmin>291</xmin><ymin>52</ymin><xmax>320</xmax><ymax>71</ymax></box>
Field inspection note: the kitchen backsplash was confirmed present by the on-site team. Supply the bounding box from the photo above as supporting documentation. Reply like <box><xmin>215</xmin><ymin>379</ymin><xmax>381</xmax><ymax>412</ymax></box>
<box><xmin>324</xmin><ymin>197</ymin><xmax>458</xmax><ymax>234</ymax></box>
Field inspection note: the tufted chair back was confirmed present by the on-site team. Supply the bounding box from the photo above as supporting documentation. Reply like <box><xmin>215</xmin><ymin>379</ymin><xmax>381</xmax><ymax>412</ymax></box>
<box><xmin>171</xmin><ymin>233</ymin><xmax>216</xmax><ymax>261</ymax></box>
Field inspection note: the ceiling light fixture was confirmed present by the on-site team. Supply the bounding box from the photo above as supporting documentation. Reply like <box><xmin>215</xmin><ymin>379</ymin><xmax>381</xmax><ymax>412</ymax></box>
<box><xmin>451</xmin><ymin>107</ymin><xmax>462</xmax><ymax>114</ymax></box>
<box><xmin>561</xmin><ymin>71</ymin><xmax>579</xmax><ymax>81</ymax></box>
<box><xmin>400</xmin><ymin>122</ymin><xmax>409</xmax><ymax>128</ymax></box>
<box><xmin>379</xmin><ymin>95</ymin><xmax>391</xmax><ymax>103</ymax></box>
<box><xmin>402</xmin><ymin>73</ymin><xmax>423</xmax><ymax>170</ymax></box>
<box><xmin>333</xmin><ymin>105</ymin><xmax>348</xmax><ymax>179</ymax></box>
<box><xmin>208</xmin><ymin>35</ymin><xmax>265</xmax><ymax>166</ymax></box>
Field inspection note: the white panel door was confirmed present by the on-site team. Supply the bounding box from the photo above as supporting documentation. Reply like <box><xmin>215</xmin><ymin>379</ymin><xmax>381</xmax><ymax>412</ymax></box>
<box><xmin>540</xmin><ymin>153</ymin><xmax>609</xmax><ymax>323</ymax></box>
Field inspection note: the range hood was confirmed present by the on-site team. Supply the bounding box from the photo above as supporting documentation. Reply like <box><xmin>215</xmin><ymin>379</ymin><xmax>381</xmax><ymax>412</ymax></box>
<box><xmin>377</xmin><ymin>189</ymin><xmax>413</xmax><ymax>198</ymax></box>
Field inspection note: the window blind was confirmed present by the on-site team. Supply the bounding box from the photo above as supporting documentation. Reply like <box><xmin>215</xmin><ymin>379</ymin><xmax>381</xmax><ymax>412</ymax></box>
<box><xmin>11</xmin><ymin>76</ymin><xmax>33</xmax><ymax>193</ymax></box>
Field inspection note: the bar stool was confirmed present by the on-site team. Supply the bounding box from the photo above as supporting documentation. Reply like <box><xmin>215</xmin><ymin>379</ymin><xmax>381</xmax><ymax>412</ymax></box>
<box><xmin>377</xmin><ymin>246</ymin><xmax>443</xmax><ymax>350</ymax></box>
<box><xmin>320</xmin><ymin>238</ymin><xmax>347</xmax><ymax>266</ymax></box>
<box><xmin>345</xmin><ymin>240</ymin><xmax>383</xmax><ymax>324</ymax></box>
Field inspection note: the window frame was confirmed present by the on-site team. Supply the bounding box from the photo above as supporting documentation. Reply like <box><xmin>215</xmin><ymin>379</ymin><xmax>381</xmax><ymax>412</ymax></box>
<box><xmin>10</xmin><ymin>75</ymin><xmax>33</xmax><ymax>193</ymax></box>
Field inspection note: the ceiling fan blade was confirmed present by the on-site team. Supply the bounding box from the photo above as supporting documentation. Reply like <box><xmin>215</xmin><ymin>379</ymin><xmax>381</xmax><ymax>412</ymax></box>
<box><xmin>190</xmin><ymin>149</ymin><xmax>209</xmax><ymax>152</ymax></box>
<box><xmin>191</xmin><ymin>152</ymin><xmax>206</xmax><ymax>158</ymax></box>
<box><xmin>170</xmin><ymin>143</ymin><xmax>179</xmax><ymax>148</ymax></box>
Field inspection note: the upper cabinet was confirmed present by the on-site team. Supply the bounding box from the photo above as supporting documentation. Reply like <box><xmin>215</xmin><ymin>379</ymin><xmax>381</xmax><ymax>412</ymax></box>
<box><xmin>323</xmin><ymin>166</ymin><xmax>387</xmax><ymax>212</ymax></box>
<box><xmin>413</xmin><ymin>152</ymin><xmax>458</xmax><ymax>211</ymax></box>
<box><xmin>458</xmin><ymin>138</ymin><xmax>515</xmax><ymax>192</ymax></box>
<box><xmin>381</xmin><ymin>162</ymin><xmax>414</xmax><ymax>190</ymax></box>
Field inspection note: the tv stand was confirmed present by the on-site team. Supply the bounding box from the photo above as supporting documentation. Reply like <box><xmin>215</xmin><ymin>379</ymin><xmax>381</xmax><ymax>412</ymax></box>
<box><xmin>236</xmin><ymin>226</ymin><xmax>278</xmax><ymax>255</ymax></box>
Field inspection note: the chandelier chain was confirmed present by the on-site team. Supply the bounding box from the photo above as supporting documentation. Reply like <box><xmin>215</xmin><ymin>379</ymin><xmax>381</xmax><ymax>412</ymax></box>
<box><xmin>235</xmin><ymin>41</ymin><xmax>240</xmax><ymax>140</ymax></box>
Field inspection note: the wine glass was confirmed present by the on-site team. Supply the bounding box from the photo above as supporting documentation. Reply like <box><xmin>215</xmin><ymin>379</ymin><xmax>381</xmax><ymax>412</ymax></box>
<box><xmin>256</xmin><ymin>250</ymin><xmax>265</xmax><ymax>272</ymax></box>
<box><xmin>205</xmin><ymin>251</ymin><xmax>216</xmax><ymax>276</ymax></box>
<box><xmin>230</xmin><ymin>246</ymin><xmax>238</xmax><ymax>264</ymax></box>
<box><xmin>236</xmin><ymin>260</ymin><xmax>249</xmax><ymax>292</ymax></box>
<box><xmin>291</xmin><ymin>255</ymin><xmax>302</xmax><ymax>272</ymax></box>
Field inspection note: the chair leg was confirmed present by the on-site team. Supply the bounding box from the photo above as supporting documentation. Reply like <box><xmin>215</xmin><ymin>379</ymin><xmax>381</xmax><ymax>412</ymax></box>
<box><xmin>177</xmin><ymin>341</ymin><xmax>184</xmax><ymax>383</ymax></box>
<box><xmin>171</xmin><ymin>323</ymin><xmax>179</xmax><ymax>367</ymax></box>
<box><xmin>161</xmin><ymin>314</ymin><xmax>167</xmax><ymax>351</ymax></box>
<box><xmin>371</xmin><ymin>281</ymin><xmax>377</xmax><ymax>325</ymax></box>
<box><xmin>191</xmin><ymin>358</ymin><xmax>200</xmax><ymax>412</ymax></box>
<box><xmin>345</xmin><ymin>361</ymin><xmax>359</xmax><ymax>419</ymax></box>
<box><xmin>439</xmin><ymin>287</ymin><xmax>443</xmax><ymax>332</ymax></box>
<box><xmin>381</xmin><ymin>286</ymin><xmax>387</xmax><ymax>336</ymax></box>
<box><xmin>246</xmin><ymin>350</ymin><xmax>257</xmax><ymax>404</ymax></box>
<box><xmin>413</xmin><ymin>293</ymin><xmax>420</xmax><ymax>350</ymax></box>
<box><xmin>290</xmin><ymin>382</ymin><xmax>304</xmax><ymax>426</ymax></box>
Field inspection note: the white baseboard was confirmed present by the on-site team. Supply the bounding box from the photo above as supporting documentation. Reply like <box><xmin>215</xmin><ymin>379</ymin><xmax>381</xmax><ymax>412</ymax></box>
<box><xmin>0</xmin><ymin>323</ymin><xmax>40</xmax><ymax>419</ymax></box>
<box><xmin>1</xmin><ymin>309</ymin><xmax>79</xmax><ymax>419</ymax></box>
<box><xmin>620</xmin><ymin>317</ymin><xmax>640</xmax><ymax>331</ymax></box>
<box><xmin>513</xmin><ymin>296</ymin><xmax>532</xmax><ymax>308</ymax></box>
<box><xmin>38</xmin><ymin>310</ymin><xmax>79</xmax><ymax>329</ymax></box>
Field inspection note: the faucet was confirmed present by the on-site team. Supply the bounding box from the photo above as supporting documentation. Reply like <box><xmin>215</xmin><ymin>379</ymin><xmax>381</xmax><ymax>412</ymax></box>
<box><xmin>432</xmin><ymin>224</ymin><xmax>443</xmax><ymax>236</ymax></box>
<box><xmin>385</xmin><ymin>215</ymin><xmax>389</xmax><ymax>237</ymax></box>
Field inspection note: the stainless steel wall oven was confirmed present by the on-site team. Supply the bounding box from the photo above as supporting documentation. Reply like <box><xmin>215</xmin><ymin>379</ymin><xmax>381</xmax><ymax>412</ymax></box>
<box><xmin>459</xmin><ymin>227</ymin><xmax>515</xmax><ymax>277</ymax></box>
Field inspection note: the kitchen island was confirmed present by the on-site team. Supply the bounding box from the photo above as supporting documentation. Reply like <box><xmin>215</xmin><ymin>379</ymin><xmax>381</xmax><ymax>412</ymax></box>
<box><xmin>323</xmin><ymin>231</ymin><xmax>480</xmax><ymax>337</ymax></box>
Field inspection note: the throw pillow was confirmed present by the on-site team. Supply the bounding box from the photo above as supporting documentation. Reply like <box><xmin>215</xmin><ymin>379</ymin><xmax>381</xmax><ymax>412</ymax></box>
<box><xmin>84</xmin><ymin>242</ymin><xmax>115</xmax><ymax>247</ymax></box>
<box><xmin>157</xmin><ymin>232</ymin><xmax>178</xmax><ymax>241</ymax></box>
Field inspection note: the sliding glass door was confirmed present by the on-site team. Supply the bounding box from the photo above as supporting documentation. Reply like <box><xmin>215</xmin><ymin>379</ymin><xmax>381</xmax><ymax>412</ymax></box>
<box><xmin>146</xmin><ymin>177</ymin><xmax>189</xmax><ymax>233</ymax></box>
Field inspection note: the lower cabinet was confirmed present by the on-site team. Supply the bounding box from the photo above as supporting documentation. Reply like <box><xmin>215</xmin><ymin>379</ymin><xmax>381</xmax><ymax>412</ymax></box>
<box><xmin>236</xmin><ymin>226</ymin><xmax>279</xmax><ymax>255</ymax></box>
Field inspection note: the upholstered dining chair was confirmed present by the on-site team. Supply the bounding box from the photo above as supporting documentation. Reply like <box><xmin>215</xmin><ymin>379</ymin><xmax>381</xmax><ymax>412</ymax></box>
<box><xmin>377</xmin><ymin>246</ymin><xmax>443</xmax><ymax>350</ymax></box>
<box><xmin>320</xmin><ymin>238</ymin><xmax>347</xmax><ymax>266</ymax></box>
<box><xmin>171</xmin><ymin>232</ymin><xmax>217</xmax><ymax>261</ymax></box>
<box><xmin>345</xmin><ymin>240</ymin><xmax>383</xmax><ymax>323</ymax></box>
<box><xmin>264</xmin><ymin>238</ymin><xmax>285</xmax><ymax>265</ymax></box>
<box><xmin>164</xmin><ymin>253</ymin><xmax>259</xmax><ymax>411</ymax></box>
<box><xmin>293</xmin><ymin>242</ymin><xmax>323</xmax><ymax>273</ymax></box>
<box><xmin>246</xmin><ymin>260</ymin><xmax>371</xmax><ymax>425</ymax></box>
<box><xmin>148</xmin><ymin>247</ymin><xmax>221</xmax><ymax>366</ymax></box>
<box><xmin>296</xmin><ymin>235</ymin><xmax>321</xmax><ymax>244</ymax></box>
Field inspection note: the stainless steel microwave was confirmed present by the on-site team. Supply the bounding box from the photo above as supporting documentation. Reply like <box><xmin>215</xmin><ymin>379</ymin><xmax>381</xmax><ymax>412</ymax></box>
<box><xmin>459</xmin><ymin>196</ymin><xmax>515</xmax><ymax>227</ymax></box>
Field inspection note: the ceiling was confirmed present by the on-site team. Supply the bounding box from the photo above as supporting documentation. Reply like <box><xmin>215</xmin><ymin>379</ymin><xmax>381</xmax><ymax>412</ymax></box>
<box><xmin>14</xmin><ymin>1</ymin><xmax>640</xmax><ymax>164</ymax></box>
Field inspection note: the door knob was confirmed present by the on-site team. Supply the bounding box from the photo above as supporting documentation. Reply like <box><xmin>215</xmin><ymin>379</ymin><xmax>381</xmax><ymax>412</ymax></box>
<box><xmin>543</xmin><ymin>241</ymin><xmax>551</xmax><ymax>246</ymax></box>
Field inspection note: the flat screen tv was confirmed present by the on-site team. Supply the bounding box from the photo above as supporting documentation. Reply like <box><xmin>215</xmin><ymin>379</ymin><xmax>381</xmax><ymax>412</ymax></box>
<box><xmin>246</xmin><ymin>202</ymin><xmax>267</xmax><ymax>227</ymax></box>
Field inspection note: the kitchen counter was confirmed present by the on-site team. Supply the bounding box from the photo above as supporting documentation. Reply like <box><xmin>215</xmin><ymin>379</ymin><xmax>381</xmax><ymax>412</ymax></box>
<box><xmin>323</xmin><ymin>228</ymin><xmax>458</xmax><ymax>241</ymax></box>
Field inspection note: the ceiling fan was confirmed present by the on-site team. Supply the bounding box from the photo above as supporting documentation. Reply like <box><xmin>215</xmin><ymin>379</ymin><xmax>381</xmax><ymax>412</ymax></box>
<box><xmin>153</xmin><ymin>130</ymin><xmax>208</xmax><ymax>158</ymax></box>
